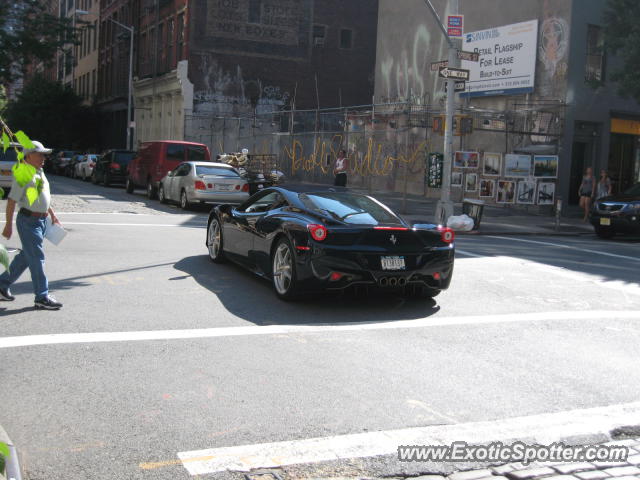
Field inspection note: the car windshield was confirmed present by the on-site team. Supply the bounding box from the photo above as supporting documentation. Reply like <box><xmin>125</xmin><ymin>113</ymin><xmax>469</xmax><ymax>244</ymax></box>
<box><xmin>623</xmin><ymin>183</ymin><xmax>640</xmax><ymax>196</ymax></box>
<box><xmin>298</xmin><ymin>192</ymin><xmax>399</xmax><ymax>225</ymax></box>
<box><xmin>196</xmin><ymin>165</ymin><xmax>239</xmax><ymax>177</ymax></box>
<box><xmin>114</xmin><ymin>152</ymin><xmax>135</xmax><ymax>164</ymax></box>
<box><xmin>0</xmin><ymin>149</ymin><xmax>18</xmax><ymax>163</ymax></box>
<box><xmin>187</xmin><ymin>146</ymin><xmax>208</xmax><ymax>161</ymax></box>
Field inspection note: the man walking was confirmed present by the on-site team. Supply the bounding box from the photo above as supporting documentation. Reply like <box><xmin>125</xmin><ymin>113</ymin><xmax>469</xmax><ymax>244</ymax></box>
<box><xmin>0</xmin><ymin>141</ymin><xmax>63</xmax><ymax>310</ymax></box>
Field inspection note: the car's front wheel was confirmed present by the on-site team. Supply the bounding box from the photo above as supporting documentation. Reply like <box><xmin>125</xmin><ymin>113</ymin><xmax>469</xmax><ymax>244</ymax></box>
<box><xmin>125</xmin><ymin>178</ymin><xmax>134</xmax><ymax>193</ymax></box>
<box><xmin>272</xmin><ymin>238</ymin><xmax>299</xmax><ymax>300</ymax></box>
<box><xmin>207</xmin><ymin>217</ymin><xmax>226</xmax><ymax>263</ymax></box>
<box><xmin>158</xmin><ymin>185</ymin><xmax>167</xmax><ymax>204</ymax></box>
<box><xmin>147</xmin><ymin>181</ymin><xmax>157</xmax><ymax>199</ymax></box>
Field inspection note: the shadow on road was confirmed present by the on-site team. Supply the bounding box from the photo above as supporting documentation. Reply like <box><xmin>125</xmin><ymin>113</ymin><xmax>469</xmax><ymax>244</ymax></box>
<box><xmin>173</xmin><ymin>255</ymin><xmax>440</xmax><ymax>325</ymax></box>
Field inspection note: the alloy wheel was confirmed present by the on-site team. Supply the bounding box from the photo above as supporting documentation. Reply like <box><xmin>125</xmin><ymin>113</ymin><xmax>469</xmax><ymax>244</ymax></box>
<box><xmin>272</xmin><ymin>242</ymin><xmax>294</xmax><ymax>295</ymax></box>
<box><xmin>207</xmin><ymin>219</ymin><xmax>223</xmax><ymax>261</ymax></box>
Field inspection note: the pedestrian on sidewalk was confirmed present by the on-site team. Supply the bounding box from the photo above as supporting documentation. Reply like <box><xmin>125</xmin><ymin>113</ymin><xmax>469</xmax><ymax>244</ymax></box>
<box><xmin>578</xmin><ymin>167</ymin><xmax>595</xmax><ymax>222</ymax></box>
<box><xmin>0</xmin><ymin>141</ymin><xmax>63</xmax><ymax>310</ymax></box>
<box><xmin>596</xmin><ymin>169</ymin><xmax>612</xmax><ymax>199</ymax></box>
<box><xmin>333</xmin><ymin>149</ymin><xmax>348</xmax><ymax>187</ymax></box>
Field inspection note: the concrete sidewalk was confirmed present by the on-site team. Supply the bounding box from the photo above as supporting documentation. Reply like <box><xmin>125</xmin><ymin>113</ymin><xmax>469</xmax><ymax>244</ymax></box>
<box><xmin>353</xmin><ymin>188</ymin><xmax>594</xmax><ymax>236</ymax></box>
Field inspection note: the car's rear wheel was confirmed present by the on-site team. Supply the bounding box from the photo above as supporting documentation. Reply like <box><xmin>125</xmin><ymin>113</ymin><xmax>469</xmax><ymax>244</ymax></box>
<box><xmin>180</xmin><ymin>189</ymin><xmax>191</xmax><ymax>210</ymax></box>
<box><xmin>125</xmin><ymin>178</ymin><xmax>134</xmax><ymax>193</ymax></box>
<box><xmin>595</xmin><ymin>225</ymin><xmax>615</xmax><ymax>239</ymax></box>
<box><xmin>158</xmin><ymin>185</ymin><xmax>167</xmax><ymax>204</ymax></box>
<box><xmin>207</xmin><ymin>217</ymin><xmax>225</xmax><ymax>263</ymax></box>
<box><xmin>272</xmin><ymin>238</ymin><xmax>299</xmax><ymax>300</ymax></box>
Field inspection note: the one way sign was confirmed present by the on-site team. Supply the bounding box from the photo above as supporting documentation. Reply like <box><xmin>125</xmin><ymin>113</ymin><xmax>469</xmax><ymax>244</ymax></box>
<box><xmin>438</xmin><ymin>67</ymin><xmax>470</xmax><ymax>80</ymax></box>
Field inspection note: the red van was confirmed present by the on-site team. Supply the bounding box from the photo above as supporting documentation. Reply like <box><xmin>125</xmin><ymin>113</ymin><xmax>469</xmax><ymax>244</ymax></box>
<box><xmin>126</xmin><ymin>140</ymin><xmax>211</xmax><ymax>198</ymax></box>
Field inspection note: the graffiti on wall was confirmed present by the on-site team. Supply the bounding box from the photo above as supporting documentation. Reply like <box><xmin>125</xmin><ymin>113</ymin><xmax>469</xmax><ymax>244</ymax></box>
<box><xmin>378</xmin><ymin>24</ymin><xmax>435</xmax><ymax>105</ymax></box>
<box><xmin>283</xmin><ymin>134</ymin><xmax>428</xmax><ymax>179</ymax></box>
<box><xmin>538</xmin><ymin>17</ymin><xmax>569</xmax><ymax>80</ymax></box>
<box><xmin>194</xmin><ymin>53</ymin><xmax>290</xmax><ymax>114</ymax></box>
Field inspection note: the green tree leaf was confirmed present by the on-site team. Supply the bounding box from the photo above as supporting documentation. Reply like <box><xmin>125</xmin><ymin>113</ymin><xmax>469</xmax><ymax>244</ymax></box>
<box><xmin>0</xmin><ymin>440</ymin><xmax>9</xmax><ymax>460</ymax></box>
<box><xmin>12</xmin><ymin>162</ymin><xmax>36</xmax><ymax>187</ymax></box>
<box><xmin>0</xmin><ymin>244</ymin><xmax>9</xmax><ymax>273</ymax></box>
<box><xmin>1</xmin><ymin>131</ymin><xmax>8</xmax><ymax>152</ymax></box>
<box><xmin>14</xmin><ymin>130</ymin><xmax>35</xmax><ymax>150</ymax></box>
<box><xmin>0</xmin><ymin>186</ymin><xmax>4</xmax><ymax>198</ymax></box>
<box><xmin>26</xmin><ymin>186</ymin><xmax>38</xmax><ymax>206</ymax></box>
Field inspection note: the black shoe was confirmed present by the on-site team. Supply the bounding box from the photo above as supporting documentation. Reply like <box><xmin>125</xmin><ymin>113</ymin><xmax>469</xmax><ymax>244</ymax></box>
<box><xmin>0</xmin><ymin>288</ymin><xmax>15</xmax><ymax>301</ymax></box>
<box><xmin>34</xmin><ymin>296</ymin><xmax>63</xmax><ymax>310</ymax></box>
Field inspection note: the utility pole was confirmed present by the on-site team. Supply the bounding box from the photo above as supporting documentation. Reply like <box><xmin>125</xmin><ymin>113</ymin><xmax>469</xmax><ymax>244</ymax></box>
<box><xmin>423</xmin><ymin>0</ymin><xmax>460</xmax><ymax>225</ymax></box>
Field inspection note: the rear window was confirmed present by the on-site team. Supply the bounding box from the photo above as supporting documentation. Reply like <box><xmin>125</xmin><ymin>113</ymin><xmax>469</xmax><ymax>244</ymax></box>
<box><xmin>196</xmin><ymin>165</ymin><xmax>239</xmax><ymax>177</ymax></box>
<box><xmin>0</xmin><ymin>149</ymin><xmax>19</xmax><ymax>163</ymax></box>
<box><xmin>187</xmin><ymin>146</ymin><xmax>207</xmax><ymax>161</ymax></box>
<box><xmin>114</xmin><ymin>152</ymin><xmax>135</xmax><ymax>164</ymax></box>
<box><xmin>298</xmin><ymin>192</ymin><xmax>399</xmax><ymax>225</ymax></box>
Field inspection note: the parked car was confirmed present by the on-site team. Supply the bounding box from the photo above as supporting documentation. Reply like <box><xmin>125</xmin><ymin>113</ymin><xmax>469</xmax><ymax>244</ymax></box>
<box><xmin>126</xmin><ymin>140</ymin><xmax>211</xmax><ymax>198</ymax></box>
<box><xmin>590</xmin><ymin>183</ymin><xmax>640</xmax><ymax>238</ymax></box>
<box><xmin>158</xmin><ymin>162</ymin><xmax>250</xmax><ymax>209</ymax></box>
<box><xmin>93</xmin><ymin>149</ymin><xmax>136</xmax><ymax>186</ymax></box>
<box><xmin>74</xmin><ymin>154</ymin><xmax>99</xmax><ymax>181</ymax></box>
<box><xmin>205</xmin><ymin>185</ymin><xmax>455</xmax><ymax>300</ymax></box>
<box><xmin>0</xmin><ymin>142</ymin><xmax>22</xmax><ymax>195</ymax></box>
<box><xmin>66</xmin><ymin>154</ymin><xmax>85</xmax><ymax>177</ymax></box>
<box><xmin>54</xmin><ymin>150</ymin><xmax>76</xmax><ymax>175</ymax></box>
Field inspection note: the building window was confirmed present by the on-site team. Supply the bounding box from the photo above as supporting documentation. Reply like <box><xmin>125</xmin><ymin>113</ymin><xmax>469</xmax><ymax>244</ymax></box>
<box><xmin>339</xmin><ymin>29</ymin><xmax>353</xmax><ymax>49</ymax></box>
<box><xmin>248</xmin><ymin>0</ymin><xmax>261</xmax><ymax>24</ymax></box>
<box><xmin>177</xmin><ymin>13</ymin><xmax>184</xmax><ymax>61</ymax></box>
<box><xmin>313</xmin><ymin>25</ymin><xmax>326</xmax><ymax>46</ymax></box>
<box><xmin>586</xmin><ymin>24</ymin><xmax>605</xmax><ymax>83</ymax></box>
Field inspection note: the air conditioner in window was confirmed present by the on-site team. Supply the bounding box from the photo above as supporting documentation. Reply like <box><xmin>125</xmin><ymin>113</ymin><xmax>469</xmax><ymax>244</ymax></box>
<box><xmin>313</xmin><ymin>37</ymin><xmax>325</xmax><ymax>46</ymax></box>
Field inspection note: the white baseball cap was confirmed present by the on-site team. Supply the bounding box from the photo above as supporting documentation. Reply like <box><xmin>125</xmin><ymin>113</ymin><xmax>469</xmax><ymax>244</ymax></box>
<box><xmin>24</xmin><ymin>141</ymin><xmax>53</xmax><ymax>155</ymax></box>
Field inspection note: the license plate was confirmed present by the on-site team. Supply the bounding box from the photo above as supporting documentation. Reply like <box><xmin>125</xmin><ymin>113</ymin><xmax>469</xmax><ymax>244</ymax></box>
<box><xmin>381</xmin><ymin>256</ymin><xmax>405</xmax><ymax>270</ymax></box>
<box><xmin>0</xmin><ymin>170</ymin><xmax>10</xmax><ymax>176</ymax></box>
<box><xmin>600</xmin><ymin>217</ymin><xmax>611</xmax><ymax>226</ymax></box>
<box><xmin>215</xmin><ymin>184</ymin><xmax>231</xmax><ymax>191</ymax></box>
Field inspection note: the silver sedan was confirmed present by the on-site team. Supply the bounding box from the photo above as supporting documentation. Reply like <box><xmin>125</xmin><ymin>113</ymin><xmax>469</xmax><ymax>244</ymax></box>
<box><xmin>158</xmin><ymin>161</ymin><xmax>250</xmax><ymax>209</ymax></box>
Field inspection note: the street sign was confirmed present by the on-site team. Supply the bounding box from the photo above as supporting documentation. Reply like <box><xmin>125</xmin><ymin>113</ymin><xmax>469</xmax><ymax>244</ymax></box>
<box><xmin>439</xmin><ymin>67</ymin><xmax>470</xmax><ymax>80</ymax></box>
<box><xmin>430</xmin><ymin>60</ymin><xmax>448</xmax><ymax>72</ymax></box>
<box><xmin>447</xmin><ymin>15</ymin><xmax>464</xmax><ymax>37</ymax></box>
<box><xmin>457</xmin><ymin>50</ymin><xmax>479</xmax><ymax>62</ymax></box>
<box><xmin>444</xmin><ymin>81</ymin><xmax>466</xmax><ymax>93</ymax></box>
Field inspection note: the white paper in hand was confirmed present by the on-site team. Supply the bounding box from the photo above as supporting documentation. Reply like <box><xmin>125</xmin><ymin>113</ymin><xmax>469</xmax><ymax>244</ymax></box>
<box><xmin>45</xmin><ymin>217</ymin><xmax>67</xmax><ymax>245</ymax></box>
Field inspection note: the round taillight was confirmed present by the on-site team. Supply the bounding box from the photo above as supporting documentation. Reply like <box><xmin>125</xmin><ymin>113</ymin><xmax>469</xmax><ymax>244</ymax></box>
<box><xmin>439</xmin><ymin>227</ymin><xmax>454</xmax><ymax>244</ymax></box>
<box><xmin>308</xmin><ymin>224</ymin><xmax>328</xmax><ymax>242</ymax></box>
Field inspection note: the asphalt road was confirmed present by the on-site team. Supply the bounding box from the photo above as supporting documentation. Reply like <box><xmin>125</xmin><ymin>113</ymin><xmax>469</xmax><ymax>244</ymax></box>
<box><xmin>1</xmin><ymin>176</ymin><xmax>639</xmax><ymax>480</ymax></box>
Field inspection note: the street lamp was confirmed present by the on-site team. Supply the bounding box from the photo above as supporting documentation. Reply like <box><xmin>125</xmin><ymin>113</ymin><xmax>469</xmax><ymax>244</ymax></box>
<box><xmin>76</xmin><ymin>10</ymin><xmax>134</xmax><ymax>150</ymax></box>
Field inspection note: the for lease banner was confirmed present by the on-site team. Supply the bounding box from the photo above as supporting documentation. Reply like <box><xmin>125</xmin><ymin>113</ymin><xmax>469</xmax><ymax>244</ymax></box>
<box><xmin>460</xmin><ymin>20</ymin><xmax>538</xmax><ymax>98</ymax></box>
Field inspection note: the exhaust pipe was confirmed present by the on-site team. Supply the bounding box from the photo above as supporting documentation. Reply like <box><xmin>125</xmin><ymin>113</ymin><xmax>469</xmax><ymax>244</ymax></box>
<box><xmin>398</xmin><ymin>277</ymin><xmax>407</xmax><ymax>287</ymax></box>
<box><xmin>379</xmin><ymin>277</ymin><xmax>388</xmax><ymax>287</ymax></box>
<box><xmin>389</xmin><ymin>277</ymin><xmax>398</xmax><ymax>287</ymax></box>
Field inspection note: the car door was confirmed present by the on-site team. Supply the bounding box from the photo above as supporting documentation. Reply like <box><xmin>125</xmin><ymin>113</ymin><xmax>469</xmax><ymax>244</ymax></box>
<box><xmin>171</xmin><ymin>163</ymin><xmax>190</xmax><ymax>200</ymax></box>
<box><xmin>224</xmin><ymin>190</ymin><xmax>282</xmax><ymax>266</ymax></box>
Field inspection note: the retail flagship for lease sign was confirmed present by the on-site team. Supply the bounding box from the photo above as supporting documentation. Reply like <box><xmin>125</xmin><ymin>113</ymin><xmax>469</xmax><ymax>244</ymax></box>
<box><xmin>461</xmin><ymin>20</ymin><xmax>538</xmax><ymax>97</ymax></box>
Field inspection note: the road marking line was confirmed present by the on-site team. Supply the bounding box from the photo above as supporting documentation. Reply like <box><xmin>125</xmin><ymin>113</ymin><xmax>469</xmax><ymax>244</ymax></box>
<box><xmin>488</xmin><ymin>236</ymin><xmax>640</xmax><ymax>262</ymax></box>
<box><xmin>455</xmin><ymin>249</ymin><xmax>483</xmax><ymax>258</ymax></box>
<box><xmin>177</xmin><ymin>401</ymin><xmax>640</xmax><ymax>475</ymax></box>
<box><xmin>1</xmin><ymin>311</ymin><xmax>639</xmax><ymax>349</ymax></box>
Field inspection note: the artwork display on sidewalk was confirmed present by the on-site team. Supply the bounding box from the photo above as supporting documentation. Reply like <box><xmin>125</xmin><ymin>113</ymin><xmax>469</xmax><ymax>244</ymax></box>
<box><xmin>483</xmin><ymin>152</ymin><xmax>501</xmax><ymax>176</ymax></box>
<box><xmin>537</xmin><ymin>181</ymin><xmax>556</xmax><ymax>205</ymax></box>
<box><xmin>504</xmin><ymin>154</ymin><xmax>532</xmax><ymax>177</ymax></box>
<box><xmin>533</xmin><ymin>155</ymin><xmax>559</xmax><ymax>177</ymax></box>
<box><xmin>452</xmin><ymin>171</ymin><xmax>463</xmax><ymax>186</ymax></box>
<box><xmin>480</xmin><ymin>179</ymin><xmax>495</xmax><ymax>198</ymax></box>
<box><xmin>454</xmin><ymin>151</ymin><xmax>480</xmax><ymax>169</ymax></box>
<box><xmin>497</xmin><ymin>180</ymin><xmax>516</xmax><ymax>203</ymax></box>
<box><xmin>465</xmin><ymin>173</ymin><xmax>478</xmax><ymax>192</ymax></box>
<box><xmin>517</xmin><ymin>181</ymin><xmax>536</xmax><ymax>204</ymax></box>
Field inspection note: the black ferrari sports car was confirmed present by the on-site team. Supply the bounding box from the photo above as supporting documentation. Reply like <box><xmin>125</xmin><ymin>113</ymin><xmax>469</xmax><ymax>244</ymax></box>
<box><xmin>205</xmin><ymin>185</ymin><xmax>455</xmax><ymax>300</ymax></box>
